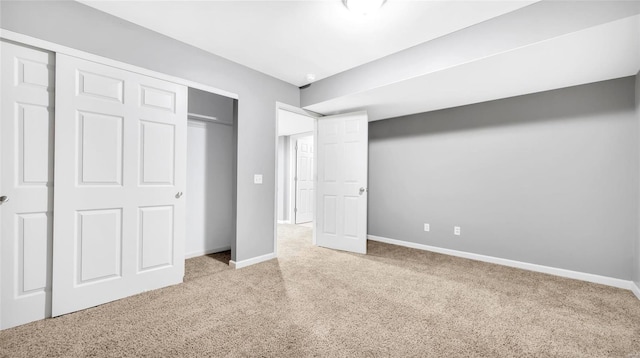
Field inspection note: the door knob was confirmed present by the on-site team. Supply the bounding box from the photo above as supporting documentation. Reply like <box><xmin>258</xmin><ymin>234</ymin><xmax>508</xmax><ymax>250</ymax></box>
<box><xmin>0</xmin><ymin>196</ymin><xmax>8</xmax><ymax>205</ymax></box>
<box><xmin>359</xmin><ymin>187</ymin><xmax>367</xmax><ymax>195</ymax></box>
<box><xmin>175</xmin><ymin>192</ymin><xmax>183</xmax><ymax>199</ymax></box>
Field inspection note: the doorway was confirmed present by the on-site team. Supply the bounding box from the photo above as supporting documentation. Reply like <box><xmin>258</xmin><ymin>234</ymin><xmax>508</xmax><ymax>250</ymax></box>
<box><xmin>274</xmin><ymin>105</ymin><xmax>370</xmax><ymax>255</ymax></box>
<box><xmin>275</xmin><ymin>105</ymin><xmax>316</xmax><ymax>247</ymax></box>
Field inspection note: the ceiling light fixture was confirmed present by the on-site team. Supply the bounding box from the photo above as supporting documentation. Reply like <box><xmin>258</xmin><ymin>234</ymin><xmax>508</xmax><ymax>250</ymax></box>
<box><xmin>342</xmin><ymin>0</ymin><xmax>386</xmax><ymax>15</ymax></box>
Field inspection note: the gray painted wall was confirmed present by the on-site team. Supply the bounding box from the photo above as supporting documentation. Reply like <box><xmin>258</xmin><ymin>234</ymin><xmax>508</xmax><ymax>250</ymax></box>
<box><xmin>368</xmin><ymin>77</ymin><xmax>638</xmax><ymax>280</ymax></box>
<box><xmin>636</xmin><ymin>72</ymin><xmax>640</xmax><ymax>287</ymax></box>
<box><xmin>0</xmin><ymin>1</ymin><xmax>300</xmax><ymax>262</ymax></box>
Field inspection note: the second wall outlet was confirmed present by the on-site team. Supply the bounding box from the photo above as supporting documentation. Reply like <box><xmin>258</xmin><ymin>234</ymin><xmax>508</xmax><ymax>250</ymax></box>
<box><xmin>454</xmin><ymin>226</ymin><xmax>461</xmax><ymax>236</ymax></box>
<box><xmin>423</xmin><ymin>223</ymin><xmax>430</xmax><ymax>232</ymax></box>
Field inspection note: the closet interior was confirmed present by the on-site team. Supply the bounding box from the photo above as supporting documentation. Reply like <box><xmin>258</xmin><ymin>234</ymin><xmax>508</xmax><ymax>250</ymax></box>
<box><xmin>186</xmin><ymin>88</ymin><xmax>237</xmax><ymax>258</ymax></box>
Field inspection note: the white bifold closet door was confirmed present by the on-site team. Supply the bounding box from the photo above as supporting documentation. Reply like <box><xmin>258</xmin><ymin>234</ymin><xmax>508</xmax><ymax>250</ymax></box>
<box><xmin>0</xmin><ymin>41</ymin><xmax>55</xmax><ymax>329</ymax></box>
<box><xmin>52</xmin><ymin>54</ymin><xmax>187</xmax><ymax>316</ymax></box>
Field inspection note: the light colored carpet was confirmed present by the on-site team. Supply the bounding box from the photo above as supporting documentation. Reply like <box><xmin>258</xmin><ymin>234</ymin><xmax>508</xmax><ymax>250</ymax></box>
<box><xmin>1</xmin><ymin>224</ymin><xmax>639</xmax><ymax>357</ymax></box>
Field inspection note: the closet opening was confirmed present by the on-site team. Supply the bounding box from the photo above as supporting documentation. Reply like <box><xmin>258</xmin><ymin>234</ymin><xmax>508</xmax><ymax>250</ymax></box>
<box><xmin>275</xmin><ymin>106</ymin><xmax>316</xmax><ymax>251</ymax></box>
<box><xmin>186</xmin><ymin>87</ymin><xmax>238</xmax><ymax>263</ymax></box>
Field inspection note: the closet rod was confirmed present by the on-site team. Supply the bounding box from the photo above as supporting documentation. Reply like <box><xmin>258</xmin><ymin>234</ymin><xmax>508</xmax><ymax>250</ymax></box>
<box><xmin>187</xmin><ymin>112</ymin><xmax>217</xmax><ymax>121</ymax></box>
<box><xmin>187</xmin><ymin>112</ymin><xmax>233</xmax><ymax>126</ymax></box>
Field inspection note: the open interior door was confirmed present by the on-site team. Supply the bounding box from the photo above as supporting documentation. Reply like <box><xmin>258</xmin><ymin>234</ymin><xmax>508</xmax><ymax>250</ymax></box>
<box><xmin>315</xmin><ymin>111</ymin><xmax>368</xmax><ymax>254</ymax></box>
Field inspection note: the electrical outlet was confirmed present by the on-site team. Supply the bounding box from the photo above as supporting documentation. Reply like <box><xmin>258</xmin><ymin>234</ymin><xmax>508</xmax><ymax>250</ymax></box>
<box><xmin>254</xmin><ymin>174</ymin><xmax>263</xmax><ymax>184</ymax></box>
<box><xmin>423</xmin><ymin>223</ymin><xmax>430</xmax><ymax>232</ymax></box>
<box><xmin>454</xmin><ymin>226</ymin><xmax>461</xmax><ymax>236</ymax></box>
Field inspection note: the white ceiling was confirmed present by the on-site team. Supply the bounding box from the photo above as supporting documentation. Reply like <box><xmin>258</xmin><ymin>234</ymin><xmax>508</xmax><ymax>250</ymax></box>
<box><xmin>306</xmin><ymin>14</ymin><xmax>640</xmax><ymax>121</ymax></box>
<box><xmin>79</xmin><ymin>0</ymin><xmax>536</xmax><ymax>87</ymax></box>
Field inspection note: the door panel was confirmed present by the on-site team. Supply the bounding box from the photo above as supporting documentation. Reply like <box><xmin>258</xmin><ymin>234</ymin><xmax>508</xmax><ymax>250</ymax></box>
<box><xmin>295</xmin><ymin>136</ymin><xmax>314</xmax><ymax>224</ymax></box>
<box><xmin>139</xmin><ymin>206</ymin><xmax>174</xmax><ymax>271</ymax></box>
<box><xmin>79</xmin><ymin>111</ymin><xmax>124</xmax><ymax>185</ymax></box>
<box><xmin>52</xmin><ymin>54</ymin><xmax>187</xmax><ymax>317</ymax></box>
<box><xmin>1</xmin><ymin>41</ymin><xmax>55</xmax><ymax>329</ymax></box>
<box><xmin>20</xmin><ymin>213</ymin><xmax>49</xmax><ymax>292</ymax></box>
<box><xmin>315</xmin><ymin>112</ymin><xmax>368</xmax><ymax>254</ymax></box>
<box><xmin>140</xmin><ymin>121</ymin><xmax>175</xmax><ymax>185</ymax></box>
<box><xmin>77</xmin><ymin>209</ymin><xmax>123</xmax><ymax>283</ymax></box>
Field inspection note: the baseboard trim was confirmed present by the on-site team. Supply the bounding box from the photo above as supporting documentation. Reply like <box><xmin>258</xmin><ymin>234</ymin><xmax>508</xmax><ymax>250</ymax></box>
<box><xmin>368</xmin><ymin>235</ymin><xmax>635</xmax><ymax>291</ymax></box>
<box><xmin>185</xmin><ymin>246</ymin><xmax>231</xmax><ymax>259</ymax></box>
<box><xmin>229</xmin><ymin>252</ymin><xmax>276</xmax><ymax>269</ymax></box>
<box><xmin>632</xmin><ymin>282</ymin><xmax>640</xmax><ymax>300</ymax></box>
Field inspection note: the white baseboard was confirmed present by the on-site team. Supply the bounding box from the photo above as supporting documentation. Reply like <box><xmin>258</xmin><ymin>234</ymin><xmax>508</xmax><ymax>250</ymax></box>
<box><xmin>185</xmin><ymin>246</ymin><xmax>231</xmax><ymax>259</ymax></box>
<box><xmin>368</xmin><ymin>235</ymin><xmax>636</xmax><ymax>292</ymax></box>
<box><xmin>229</xmin><ymin>252</ymin><xmax>276</xmax><ymax>269</ymax></box>
<box><xmin>632</xmin><ymin>281</ymin><xmax>640</xmax><ymax>300</ymax></box>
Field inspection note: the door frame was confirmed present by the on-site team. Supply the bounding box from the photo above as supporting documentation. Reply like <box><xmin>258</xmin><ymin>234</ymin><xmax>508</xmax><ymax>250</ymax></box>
<box><xmin>274</xmin><ymin>103</ymin><xmax>320</xmax><ymax>256</ymax></box>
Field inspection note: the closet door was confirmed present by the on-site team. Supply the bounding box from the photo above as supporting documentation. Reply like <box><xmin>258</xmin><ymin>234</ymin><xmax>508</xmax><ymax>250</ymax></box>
<box><xmin>52</xmin><ymin>54</ymin><xmax>187</xmax><ymax>316</ymax></box>
<box><xmin>0</xmin><ymin>41</ymin><xmax>55</xmax><ymax>329</ymax></box>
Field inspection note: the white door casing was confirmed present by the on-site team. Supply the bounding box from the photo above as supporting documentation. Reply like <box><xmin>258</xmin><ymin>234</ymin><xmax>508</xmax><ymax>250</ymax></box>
<box><xmin>0</xmin><ymin>41</ymin><xmax>55</xmax><ymax>329</ymax></box>
<box><xmin>315</xmin><ymin>111</ymin><xmax>368</xmax><ymax>254</ymax></box>
<box><xmin>295</xmin><ymin>136</ymin><xmax>314</xmax><ymax>224</ymax></box>
<box><xmin>52</xmin><ymin>54</ymin><xmax>187</xmax><ymax>316</ymax></box>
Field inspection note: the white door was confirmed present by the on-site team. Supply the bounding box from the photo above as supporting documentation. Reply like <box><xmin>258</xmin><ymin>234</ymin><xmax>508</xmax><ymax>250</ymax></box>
<box><xmin>315</xmin><ymin>111</ymin><xmax>368</xmax><ymax>254</ymax></box>
<box><xmin>52</xmin><ymin>54</ymin><xmax>187</xmax><ymax>316</ymax></box>
<box><xmin>295</xmin><ymin>136</ymin><xmax>314</xmax><ymax>224</ymax></box>
<box><xmin>0</xmin><ymin>41</ymin><xmax>55</xmax><ymax>329</ymax></box>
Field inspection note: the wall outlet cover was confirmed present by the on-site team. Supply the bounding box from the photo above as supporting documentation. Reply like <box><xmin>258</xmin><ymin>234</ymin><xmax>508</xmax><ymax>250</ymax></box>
<box><xmin>254</xmin><ymin>174</ymin><xmax>263</xmax><ymax>184</ymax></box>
<box><xmin>424</xmin><ymin>223</ymin><xmax>430</xmax><ymax>232</ymax></box>
<box><xmin>454</xmin><ymin>226</ymin><xmax>461</xmax><ymax>236</ymax></box>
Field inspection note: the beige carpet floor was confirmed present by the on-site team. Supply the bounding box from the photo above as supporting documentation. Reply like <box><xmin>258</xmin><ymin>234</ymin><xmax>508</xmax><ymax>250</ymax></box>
<box><xmin>1</xmin><ymin>224</ymin><xmax>639</xmax><ymax>357</ymax></box>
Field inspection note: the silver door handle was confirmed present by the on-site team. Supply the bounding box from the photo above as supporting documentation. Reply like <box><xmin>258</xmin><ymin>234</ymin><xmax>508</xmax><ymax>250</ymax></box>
<box><xmin>175</xmin><ymin>192</ymin><xmax>183</xmax><ymax>199</ymax></box>
<box><xmin>0</xmin><ymin>196</ymin><xmax>8</xmax><ymax>205</ymax></box>
<box><xmin>359</xmin><ymin>187</ymin><xmax>367</xmax><ymax>195</ymax></box>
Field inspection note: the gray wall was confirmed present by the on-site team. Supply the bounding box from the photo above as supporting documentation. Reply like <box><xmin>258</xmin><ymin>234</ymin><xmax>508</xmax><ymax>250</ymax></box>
<box><xmin>368</xmin><ymin>77</ymin><xmax>638</xmax><ymax>280</ymax></box>
<box><xmin>0</xmin><ymin>1</ymin><xmax>300</xmax><ymax>262</ymax></box>
<box><xmin>636</xmin><ymin>72</ymin><xmax>640</xmax><ymax>286</ymax></box>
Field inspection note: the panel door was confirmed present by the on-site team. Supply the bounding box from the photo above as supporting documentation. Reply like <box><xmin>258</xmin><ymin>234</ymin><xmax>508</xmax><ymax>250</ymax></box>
<box><xmin>0</xmin><ymin>41</ymin><xmax>55</xmax><ymax>329</ymax></box>
<box><xmin>295</xmin><ymin>136</ymin><xmax>314</xmax><ymax>224</ymax></box>
<box><xmin>315</xmin><ymin>112</ymin><xmax>368</xmax><ymax>254</ymax></box>
<box><xmin>52</xmin><ymin>54</ymin><xmax>187</xmax><ymax>316</ymax></box>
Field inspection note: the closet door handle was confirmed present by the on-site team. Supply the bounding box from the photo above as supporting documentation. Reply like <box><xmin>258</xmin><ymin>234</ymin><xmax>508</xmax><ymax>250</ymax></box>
<box><xmin>175</xmin><ymin>192</ymin><xmax>183</xmax><ymax>199</ymax></box>
<box><xmin>0</xmin><ymin>196</ymin><xmax>8</xmax><ymax>205</ymax></box>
